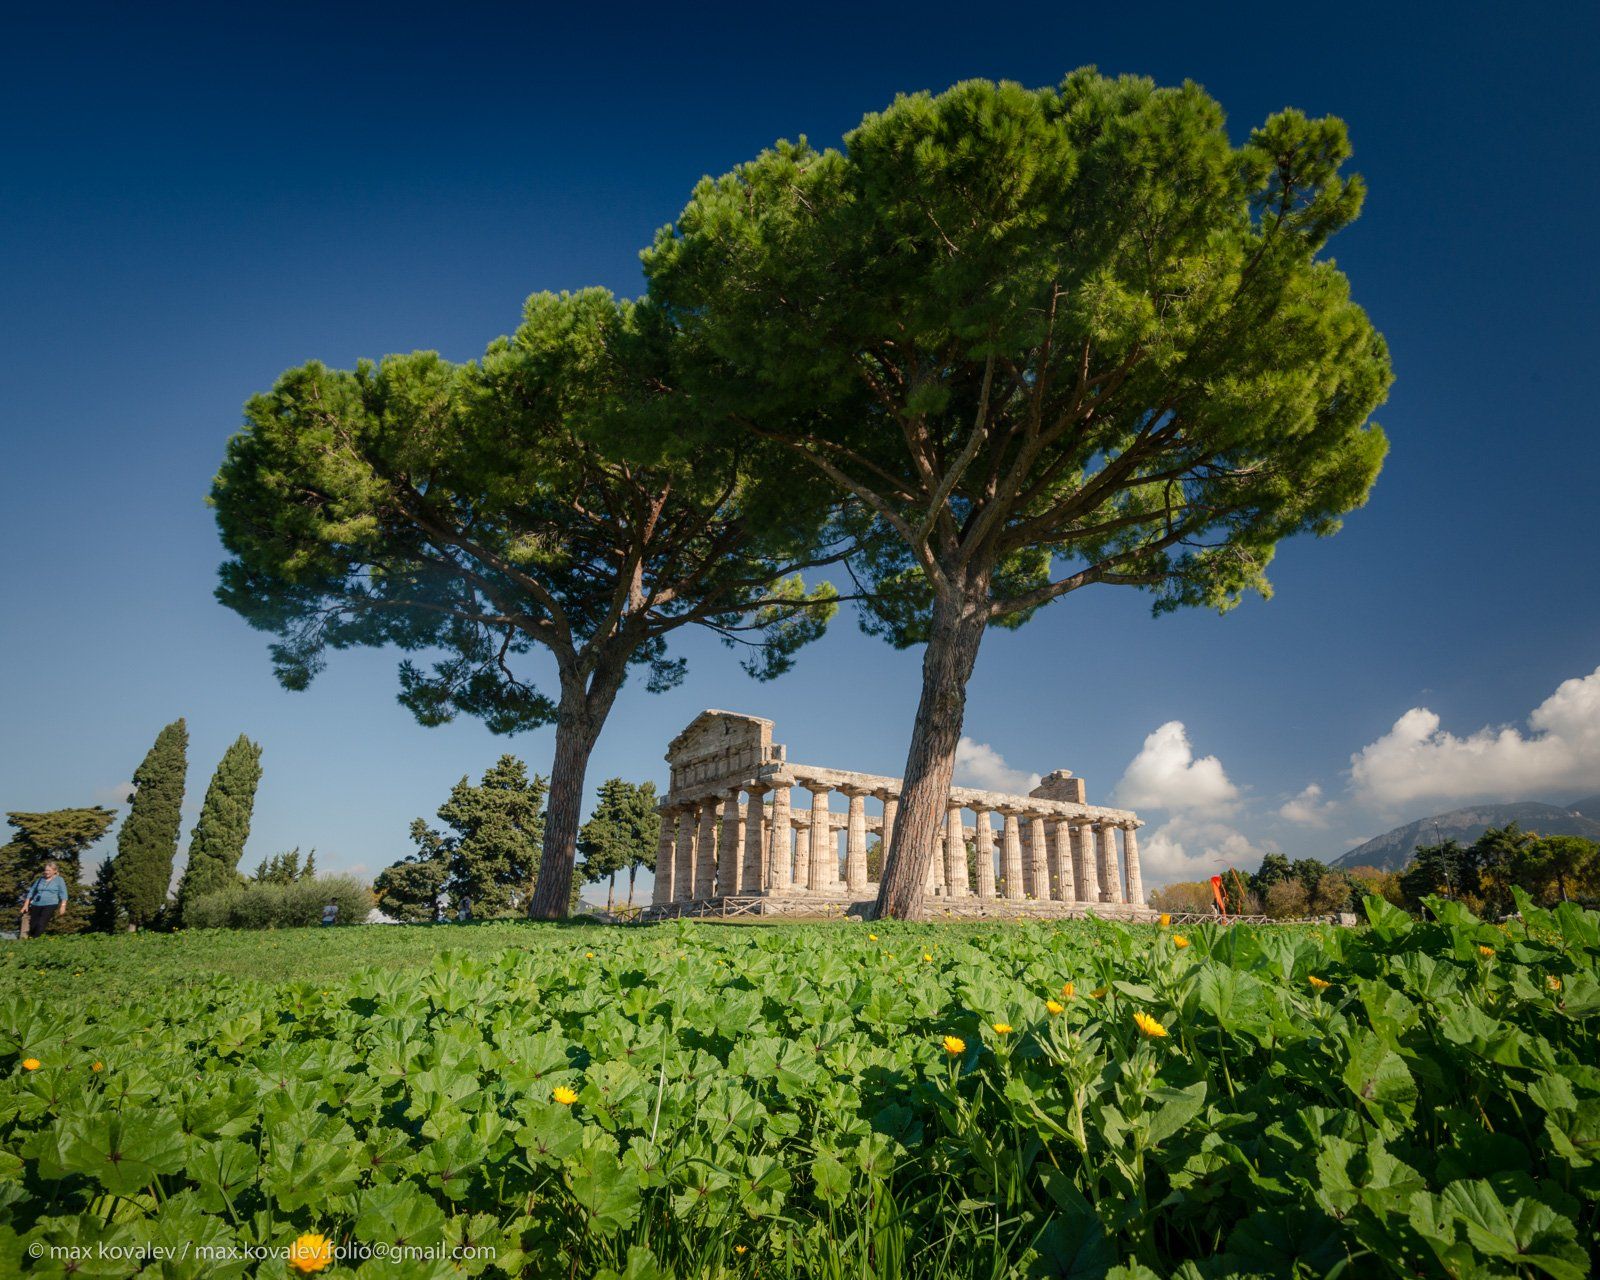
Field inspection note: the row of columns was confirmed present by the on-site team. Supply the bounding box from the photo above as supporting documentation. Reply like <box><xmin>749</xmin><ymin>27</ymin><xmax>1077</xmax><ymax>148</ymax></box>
<box><xmin>650</xmin><ymin>784</ymin><xmax>1143</xmax><ymax>906</ymax></box>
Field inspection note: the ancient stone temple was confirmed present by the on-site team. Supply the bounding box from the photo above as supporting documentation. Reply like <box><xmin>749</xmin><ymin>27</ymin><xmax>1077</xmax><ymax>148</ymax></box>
<box><xmin>645</xmin><ymin>710</ymin><xmax>1150</xmax><ymax>919</ymax></box>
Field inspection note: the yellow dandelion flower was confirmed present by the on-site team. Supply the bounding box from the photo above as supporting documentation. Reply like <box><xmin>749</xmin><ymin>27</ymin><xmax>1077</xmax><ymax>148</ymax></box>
<box><xmin>922</xmin><ymin>953</ymin><xmax>933</xmax><ymax>963</ymax></box>
<box><xmin>991</xmin><ymin>1022</ymin><xmax>1013</xmax><ymax>1035</ymax></box>
<box><xmin>1090</xmin><ymin>986</ymin><xmax>1108</xmax><ymax>1000</ymax></box>
<box><xmin>1479</xmin><ymin>945</ymin><xmax>1495</xmax><ymax>957</ymax></box>
<box><xmin>21</xmin><ymin>1058</ymin><xmax>40</xmax><ymax>1071</ymax></box>
<box><xmin>1172</xmin><ymin>935</ymin><xmax>1189</xmax><ymax>949</ymax></box>
<box><xmin>941</xmin><ymin>1035</ymin><xmax>965</xmax><ymax>1055</ymax></box>
<box><xmin>585</xmin><ymin>952</ymin><xmax>594</xmax><ymax>959</ymax></box>
<box><xmin>1158</xmin><ymin>913</ymin><xmax>1171</xmax><ymax>927</ymax></box>
<box><xmin>90</xmin><ymin>1061</ymin><xmax>103</xmax><ymax>1072</ymax></box>
<box><xmin>1061</xmin><ymin>982</ymin><xmax>1076</xmax><ymax>999</ymax></box>
<box><xmin>734</xmin><ymin>1245</ymin><xmax>748</xmax><ymax>1255</ymax></box>
<box><xmin>552</xmin><ymin>1085</ymin><xmax>579</xmax><ymax>1105</ymax></box>
<box><xmin>1547</xmin><ymin>975</ymin><xmax>1563</xmax><ymax>991</ymax></box>
<box><xmin>1045</xmin><ymin>999</ymin><xmax>1065</xmax><ymax>1016</ymax></box>
<box><xmin>288</xmin><ymin>1232</ymin><xmax>333</xmax><ymax>1274</ymax></box>
<box><xmin>1133</xmin><ymin>1012</ymin><xmax>1168</xmax><ymax>1039</ymax></box>
<box><xmin>868</xmin><ymin>933</ymin><xmax>878</xmax><ymax>941</ymax></box>
<box><xmin>1308</xmin><ymin>975</ymin><xmax>1331</xmax><ymax>990</ymax></box>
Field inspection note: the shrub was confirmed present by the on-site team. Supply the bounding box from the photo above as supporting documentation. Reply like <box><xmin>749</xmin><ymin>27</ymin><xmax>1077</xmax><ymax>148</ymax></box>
<box><xmin>1264</xmin><ymin>877</ymin><xmax>1310</xmax><ymax>919</ymax></box>
<box><xmin>187</xmin><ymin>875</ymin><xmax>372</xmax><ymax>929</ymax></box>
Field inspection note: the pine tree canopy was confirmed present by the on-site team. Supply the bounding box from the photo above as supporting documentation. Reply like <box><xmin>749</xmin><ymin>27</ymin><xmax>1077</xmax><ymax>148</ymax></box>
<box><xmin>643</xmin><ymin>70</ymin><xmax>1391</xmax><ymax>918</ymax></box>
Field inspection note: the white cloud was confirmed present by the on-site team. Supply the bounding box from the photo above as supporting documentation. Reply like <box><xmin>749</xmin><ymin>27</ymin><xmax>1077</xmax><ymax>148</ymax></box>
<box><xmin>1350</xmin><ymin>665</ymin><xmax>1600</xmax><ymax>808</ymax></box>
<box><xmin>1139</xmin><ymin>815</ymin><xmax>1261</xmax><ymax>886</ymax></box>
<box><xmin>1114</xmin><ymin>721</ymin><xmax>1239</xmax><ymax>814</ymax></box>
<box><xmin>954</xmin><ymin>738</ymin><xmax>1041</xmax><ymax>794</ymax></box>
<box><xmin>1278</xmin><ymin>783</ymin><xmax>1337</xmax><ymax>826</ymax></box>
<box><xmin>93</xmin><ymin>781</ymin><xmax>135</xmax><ymax>806</ymax></box>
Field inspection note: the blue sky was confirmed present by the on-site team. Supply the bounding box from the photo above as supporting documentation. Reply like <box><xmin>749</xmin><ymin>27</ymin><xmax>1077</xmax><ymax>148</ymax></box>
<box><xmin>3</xmin><ymin>0</ymin><xmax>1597</xmax><ymax>895</ymax></box>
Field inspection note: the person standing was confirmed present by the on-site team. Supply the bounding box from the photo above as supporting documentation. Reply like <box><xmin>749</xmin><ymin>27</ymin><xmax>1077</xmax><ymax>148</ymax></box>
<box><xmin>20</xmin><ymin>862</ymin><xmax>68</xmax><ymax>939</ymax></box>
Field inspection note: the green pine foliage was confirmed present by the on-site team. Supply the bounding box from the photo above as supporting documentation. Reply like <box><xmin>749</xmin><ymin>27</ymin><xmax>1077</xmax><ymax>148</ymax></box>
<box><xmin>374</xmin><ymin>757</ymin><xmax>551</xmax><ymax>920</ymax></box>
<box><xmin>176</xmin><ymin>734</ymin><xmax>263</xmax><ymax>922</ymax></box>
<box><xmin>0</xmin><ymin>808</ymin><xmax>116</xmax><ymax>934</ymax></box>
<box><xmin>644</xmin><ymin>71</ymin><xmax>1392</xmax><ymax>916</ymax></box>
<box><xmin>108</xmin><ymin>719</ymin><xmax>188</xmax><ymax>929</ymax></box>
<box><xmin>576</xmin><ymin>779</ymin><xmax>659</xmax><ymax>911</ymax></box>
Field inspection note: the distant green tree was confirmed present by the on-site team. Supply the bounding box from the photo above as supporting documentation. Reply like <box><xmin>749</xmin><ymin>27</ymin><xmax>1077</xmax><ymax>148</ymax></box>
<box><xmin>1251</xmin><ymin>853</ymin><xmax>1293</xmax><ymax>898</ymax></box>
<box><xmin>176</xmin><ymin>735</ymin><xmax>263</xmax><ymax>923</ymax></box>
<box><xmin>373</xmin><ymin>830</ymin><xmax>449</xmax><ymax>923</ymax></box>
<box><xmin>576</xmin><ymin>779</ymin><xmax>659</xmax><ymax>911</ymax></box>
<box><xmin>1291</xmin><ymin>858</ymin><xmax>1327</xmax><ymax>895</ymax></box>
<box><xmin>1264</xmin><ymin>878</ymin><xmax>1310</xmax><ymax>919</ymax></box>
<box><xmin>1399</xmin><ymin>839</ymin><xmax>1480</xmax><ymax>912</ymax></box>
<box><xmin>107</xmin><ymin>719</ymin><xmax>188</xmax><ymax>929</ymax></box>
<box><xmin>252</xmin><ymin>848</ymin><xmax>313</xmax><ymax>884</ymax></box>
<box><xmin>0</xmin><ymin>808</ymin><xmax>116</xmax><ymax>934</ymax></box>
<box><xmin>1474</xmin><ymin>824</ymin><xmax>1600</xmax><ymax>912</ymax></box>
<box><xmin>375</xmin><ymin>757</ymin><xmax>553</xmax><ymax>919</ymax></box>
<box><xmin>1310</xmin><ymin>869</ymin><xmax>1354</xmax><ymax>914</ymax></box>
<box><xmin>1526</xmin><ymin>835</ymin><xmax>1599</xmax><ymax>904</ymax></box>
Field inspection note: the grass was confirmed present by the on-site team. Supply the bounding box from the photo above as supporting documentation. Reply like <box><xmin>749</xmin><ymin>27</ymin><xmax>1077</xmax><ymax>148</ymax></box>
<box><xmin>0</xmin><ymin>919</ymin><xmax>616</xmax><ymax>1000</ymax></box>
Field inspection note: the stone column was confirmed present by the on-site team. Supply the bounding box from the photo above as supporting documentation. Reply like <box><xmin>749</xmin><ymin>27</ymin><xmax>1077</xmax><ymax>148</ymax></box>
<box><xmin>924</xmin><ymin>815</ymin><xmax>946</xmax><ymax>895</ymax></box>
<box><xmin>877</xmin><ymin>791</ymin><xmax>899</xmax><ymax>880</ymax></box>
<box><xmin>1074</xmin><ymin>822</ymin><xmax>1099</xmax><ymax>903</ymax></box>
<box><xmin>742</xmin><ymin>785</ymin><xmax>769</xmax><ymax>895</ymax></box>
<box><xmin>692</xmin><ymin>801</ymin><xmax>718</xmax><ymax>899</ymax></box>
<box><xmin>973</xmin><ymin>808</ymin><xmax>996</xmax><ymax>898</ymax></box>
<box><xmin>807</xmin><ymin>785</ymin><xmax>833</xmax><ymax>892</ymax></box>
<box><xmin>1000</xmin><ymin>808</ymin><xmax>1025</xmax><ymax>901</ymax></box>
<box><xmin>945</xmin><ymin>805</ymin><xmax>969</xmax><ymax>898</ymax></box>
<box><xmin>793</xmin><ymin>822</ymin><xmax>811</xmax><ymax>891</ymax></box>
<box><xmin>768</xmin><ymin>784</ymin><xmax>792</xmax><ymax>891</ymax></box>
<box><xmin>674</xmin><ymin>805</ymin><xmax>697</xmax><ymax>902</ymax></box>
<box><xmin>842</xmin><ymin>787</ymin><xmax>870</xmax><ymax>891</ymax></box>
<box><xmin>1051</xmin><ymin>819</ymin><xmax>1076</xmax><ymax>903</ymax></box>
<box><xmin>1097</xmin><ymin>823</ymin><xmax>1123</xmax><ymax>903</ymax></box>
<box><xmin>1122</xmin><ymin>822</ymin><xmax>1144</xmax><ymax>905</ymax></box>
<box><xmin>651</xmin><ymin>805</ymin><xmax>678</xmax><ymax>905</ymax></box>
<box><xmin>719</xmin><ymin>789</ymin><xmax>743</xmax><ymax>896</ymax></box>
<box><xmin>1028</xmin><ymin>814</ymin><xmax>1051</xmax><ymax>901</ymax></box>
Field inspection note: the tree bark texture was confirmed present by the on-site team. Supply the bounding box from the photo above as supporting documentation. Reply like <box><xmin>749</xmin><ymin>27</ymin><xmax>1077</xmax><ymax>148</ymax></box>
<box><xmin>873</xmin><ymin>586</ymin><xmax>990</xmax><ymax>920</ymax></box>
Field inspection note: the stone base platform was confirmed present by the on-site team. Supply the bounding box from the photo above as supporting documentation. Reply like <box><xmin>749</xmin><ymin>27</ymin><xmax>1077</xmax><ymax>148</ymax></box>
<box><xmin>639</xmin><ymin>894</ymin><xmax>1159</xmax><ymax>924</ymax></box>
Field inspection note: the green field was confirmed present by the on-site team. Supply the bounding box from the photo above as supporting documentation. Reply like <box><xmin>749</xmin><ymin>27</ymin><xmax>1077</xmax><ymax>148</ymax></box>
<box><xmin>1</xmin><ymin>899</ymin><xmax>1595</xmax><ymax>1278</ymax></box>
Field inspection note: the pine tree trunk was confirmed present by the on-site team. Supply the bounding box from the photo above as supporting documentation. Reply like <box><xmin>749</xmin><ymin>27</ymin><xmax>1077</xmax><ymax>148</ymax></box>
<box><xmin>527</xmin><ymin>667</ymin><xmax>623</xmax><ymax>921</ymax></box>
<box><xmin>607</xmin><ymin>873</ymin><xmax>615</xmax><ymax>913</ymax></box>
<box><xmin>873</xmin><ymin>586</ymin><xmax>990</xmax><ymax>921</ymax></box>
<box><xmin>626</xmin><ymin>865</ymin><xmax>636</xmax><ymax>909</ymax></box>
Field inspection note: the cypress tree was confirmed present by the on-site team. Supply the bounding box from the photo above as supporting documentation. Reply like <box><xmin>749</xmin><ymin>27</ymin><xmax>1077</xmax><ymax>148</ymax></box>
<box><xmin>176</xmin><ymin>734</ymin><xmax>262</xmax><ymax>922</ymax></box>
<box><xmin>111</xmin><ymin>718</ymin><xmax>188</xmax><ymax>929</ymax></box>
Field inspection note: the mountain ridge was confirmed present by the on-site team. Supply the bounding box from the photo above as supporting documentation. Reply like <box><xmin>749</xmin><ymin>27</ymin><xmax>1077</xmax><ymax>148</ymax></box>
<box><xmin>1331</xmin><ymin>796</ymin><xmax>1600</xmax><ymax>872</ymax></box>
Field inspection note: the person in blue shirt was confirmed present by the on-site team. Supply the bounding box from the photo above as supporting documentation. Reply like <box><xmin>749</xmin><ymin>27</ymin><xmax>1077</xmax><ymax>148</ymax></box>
<box><xmin>20</xmin><ymin>861</ymin><xmax>68</xmax><ymax>939</ymax></box>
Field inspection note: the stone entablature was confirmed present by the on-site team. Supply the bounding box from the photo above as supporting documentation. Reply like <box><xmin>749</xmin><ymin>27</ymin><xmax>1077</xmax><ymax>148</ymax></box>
<box><xmin>649</xmin><ymin>710</ymin><xmax>1148</xmax><ymax>915</ymax></box>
